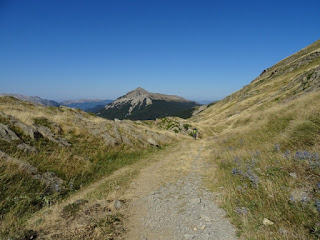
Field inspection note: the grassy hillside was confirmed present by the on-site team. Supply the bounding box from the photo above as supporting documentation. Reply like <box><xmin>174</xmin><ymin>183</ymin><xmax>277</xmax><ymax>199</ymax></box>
<box><xmin>0</xmin><ymin>96</ymin><xmax>176</xmax><ymax>238</ymax></box>
<box><xmin>195</xmin><ymin>40</ymin><xmax>320</xmax><ymax>239</ymax></box>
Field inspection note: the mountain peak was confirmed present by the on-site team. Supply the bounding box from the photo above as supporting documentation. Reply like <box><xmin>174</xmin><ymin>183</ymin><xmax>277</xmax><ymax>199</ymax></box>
<box><xmin>132</xmin><ymin>87</ymin><xmax>149</xmax><ymax>94</ymax></box>
<box><xmin>135</xmin><ymin>87</ymin><xmax>148</xmax><ymax>92</ymax></box>
<box><xmin>125</xmin><ymin>87</ymin><xmax>149</xmax><ymax>98</ymax></box>
<box><xmin>99</xmin><ymin>88</ymin><xmax>198</xmax><ymax>120</ymax></box>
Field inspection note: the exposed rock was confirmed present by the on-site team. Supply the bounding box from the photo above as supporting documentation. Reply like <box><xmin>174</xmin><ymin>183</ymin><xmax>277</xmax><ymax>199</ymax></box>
<box><xmin>147</xmin><ymin>138</ymin><xmax>159</xmax><ymax>147</ymax></box>
<box><xmin>17</xmin><ymin>143</ymin><xmax>37</xmax><ymax>153</ymax></box>
<box><xmin>101</xmin><ymin>131</ymin><xmax>117</xmax><ymax>146</ymax></box>
<box><xmin>37</xmin><ymin>125</ymin><xmax>70</xmax><ymax>147</ymax></box>
<box><xmin>0</xmin><ymin>123</ymin><xmax>20</xmax><ymax>142</ymax></box>
<box><xmin>0</xmin><ymin>150</ymin><xmax>64</xmax><ymax>192</ymax></box>
<box><xmin>192</xmin><ymin>105</ymin><xmax>208</xmax><ymax>116</ymax></box>
<box><xmin>289</xmin><ymin>172</ymin><xmax>297</xmax><ymax>178</ymax></box>
<box><xmin>121</xmin><ymin>135</ymin><xmax>133</xmax><ymax>146</ymax></box>
<box><xmin>290</xmin><ymin>188</ymin><xmax>310</xmax><ymax>203</ymax></box>
<box><xmin>0</xmin><ymin>150</ymin><xmax>37</xmax><ymax>174</ymax></box>
<box><xmin>37</xmin><ymin>126</ymin><xmax>57</xmax><ymax>142</ymax></box>
<box><xmin>34</xmin><ymin>172</ymin><xmax>64</xmax><ymax>192</ymax></box>
<box><xmin>113</xmin><ymin>199</ymin><xmax>122</xmax><ymax>210</ymax></box>
<box><xmin>50</xmin><ymin>122</ymin><xmax>63</xmax><ymax>135</ymax></box>
<box><xmin>263</xmin><ymin>218</ymin><xmax>274</xmax><ymax>226</ymax></box>
<box><xmin>13</xmin><ymin>121</ymin><xmax>41</xmax><ymax>139</ymax></box>
<box><xmin>112</xmin><ymin>126</ymin><xmax>122</xmax><ymax>144</ymax></box>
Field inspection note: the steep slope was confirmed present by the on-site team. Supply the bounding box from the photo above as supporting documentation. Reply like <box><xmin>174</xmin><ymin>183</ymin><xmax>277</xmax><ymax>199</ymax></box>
<box><xmin>194</xmin><ymin>39</ymin><xmax>320</xmax><ymax>131</ymax></box>
<box><xmin>0</xmin><ymin>93</ymin><xmax>60</xmax><ymax>107</ymax></box>
<box><xmin>97</xmin><ymin>87</ymin><xmax>199</xmax><ymax>120</ymax></box>
<box><xmin>192</xmin><ymin>40</ymin><xmax>320</xmax><ymax>239</ymax></box>
<box><xmin>0</xmin><ymin>96</ymin><xmax>177</xmax><ymax>238</ymax></box>
<box><xmin>60</xmin><ymin>99</ymin><xmax>113</xmax><ymax>111</ymax></box>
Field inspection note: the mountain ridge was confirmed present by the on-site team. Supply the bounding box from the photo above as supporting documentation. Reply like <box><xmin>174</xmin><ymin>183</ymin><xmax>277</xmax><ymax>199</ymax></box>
<box><xmin>0</xmin><ymin>94</ymin><xmax>60</xmax><ymax>107</ymax></box>
<box><xmin>97</xmin><ymin>87</ymin><xmax>199</xmax><ymax>120</ymax></box>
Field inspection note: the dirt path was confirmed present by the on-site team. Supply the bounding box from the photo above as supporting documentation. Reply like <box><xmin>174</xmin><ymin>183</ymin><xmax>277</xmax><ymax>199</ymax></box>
<box><xmin>123</xmin><ymin>139</ymin><xmax>237</xmax><ymax>240</ymax></box>
<box><xmin>27</xmin><ymin>138</ymin><xmax>237</xmax><ymax>239</ymax></box>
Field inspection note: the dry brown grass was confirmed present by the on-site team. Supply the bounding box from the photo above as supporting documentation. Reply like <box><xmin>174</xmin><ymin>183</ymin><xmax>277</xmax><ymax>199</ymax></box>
<box><xmin>202</xmin><ymin>91</ymin><xmax>320</xmax><ymax>239</ymax></box>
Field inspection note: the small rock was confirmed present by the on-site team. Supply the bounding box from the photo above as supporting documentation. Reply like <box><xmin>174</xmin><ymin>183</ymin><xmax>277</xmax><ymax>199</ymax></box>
<box><xmin>189</xmin><ymin>198</ymin><xmax>201</xmax><ymax>204</ymax></box>
<box><xmin>114</xmin><ymin>199</ymin><xmax>122</xmax><ymax>210</ymax></box>
<box><xmin>263</xmin><ymin>218</ymin><xmax>274</xmax><ymax>226</ymax></box>
<box><xmin>289</xmin><ymin>172</ymin><xmax>297</xmax><ymax>178</ymax></box>
<box><xmin>193</xmin><ymin>227</ymin><xmax>197</xmax><ymax>231</ymax></box>
<box><xmin>114</xmin><ymin>118</ymin><xmax>121</xmax><ymax>123</ymax></box>
<box><xmin>147</xmin><ymin>138</ymin><xmax>159</xmax><ymax>147</ymax></box>
<box><xmin>200</xmin><ymin>225</ymin><xmax>206</xmax><ymax>230</ymax></box>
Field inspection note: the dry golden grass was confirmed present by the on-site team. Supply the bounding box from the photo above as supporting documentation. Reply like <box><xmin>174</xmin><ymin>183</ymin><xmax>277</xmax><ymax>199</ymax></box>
<box><xmin>202</xmin><ymin>91</ymin><xmax>320</xmax><ymax>239</ymax></box>
<box><xmin>0</xmin><ymin>96</ymin><xmax>180</xmax><ymax>238</ymax></box>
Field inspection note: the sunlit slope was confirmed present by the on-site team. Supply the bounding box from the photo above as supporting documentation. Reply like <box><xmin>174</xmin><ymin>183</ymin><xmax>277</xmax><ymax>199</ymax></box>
<box><xmin>195</xmin><ymin>40</ymin><xmax>320</xmax><ymax>239</ymax></box>
<box><xmin>193</xmin><ymin>39</ymin><xmax>320</xmax><ymax>133</ymax></box>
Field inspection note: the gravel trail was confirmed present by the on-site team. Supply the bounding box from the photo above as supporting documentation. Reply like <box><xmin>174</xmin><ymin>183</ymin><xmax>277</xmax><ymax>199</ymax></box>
<box><xmin>124</xmin><ymin>140</ymin><xmax>237</xmax><ymax>240</ymax></box>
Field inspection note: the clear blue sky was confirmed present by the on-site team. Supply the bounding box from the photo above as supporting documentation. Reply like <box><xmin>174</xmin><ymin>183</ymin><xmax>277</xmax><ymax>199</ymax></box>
<box><xmin>0</xmin><ymin>0</ymin><xmax>319</xmax><ymax>101</ymax></box>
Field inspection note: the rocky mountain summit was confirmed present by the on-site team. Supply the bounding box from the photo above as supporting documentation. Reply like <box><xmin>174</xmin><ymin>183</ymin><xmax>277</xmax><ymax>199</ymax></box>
<box><xmin>97</xmin><ymin>87</ymin><xmax>199</xmax><ymax>120</ymax></box>
<box><xmin>0</xmin><ymin>94</ymin><xmax>60</xmax><ymax>106</ymax></box>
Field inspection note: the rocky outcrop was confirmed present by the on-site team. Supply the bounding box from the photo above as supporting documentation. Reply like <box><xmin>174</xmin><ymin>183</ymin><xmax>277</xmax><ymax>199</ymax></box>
<box><xmin>0</xmin><ymin>150</ymin><xmax>64</xmax><ymax>192</ymax></box>
<box><xmin>0</xmin><ymin>111</ymin><xmax>71</xmax><ymax>148</ymax></box>
<box><xmin>37</xmin><ymin>125</ymin><xmax>71</xmax><ymax>147</ymax></box>
<box><xmin>0</xmin><ymin>123</ymin><xmax>20</xmax><ymax>142</ymax></box>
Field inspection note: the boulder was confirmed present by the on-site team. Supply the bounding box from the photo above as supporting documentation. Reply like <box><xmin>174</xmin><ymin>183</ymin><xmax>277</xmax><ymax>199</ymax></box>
<box><xmin>147</xmin><ymin>138</ymin><xmax>159</xmax><ymax>147</ymax></box>
<box><xmin>113</xmin><ymin>199</ymin><xmax>122</xmax><ymax>210</ymax></box>
<box><xmin>13</xmin><ymin>121</ymin><xmax>42</xmax><ymax>139</ymax></box>
<box><xmin>37</xmin><ymin>125</ymin><xmax>70</xmax><ymax>147</ymax></box>
<box><xmin>0</xmin><ymin>123</ymin><xmax>20</xmax><ymax>142</ymax></box>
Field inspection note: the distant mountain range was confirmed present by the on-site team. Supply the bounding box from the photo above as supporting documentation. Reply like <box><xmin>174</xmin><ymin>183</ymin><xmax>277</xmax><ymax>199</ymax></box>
<box><xmin>0</xmin><ymin>94</ymin><xmax>114</xmax><ymax>112</ymax></box>
<box><xmin>96</xmin><ymin>87</ymin><xmax>200</xmax><ymax>120</ymax></box>
<box><xmin>0</xmin><ymin>94</ymin><xmax>60</xmax><ymax>107</ymax></box>
<box><xmin>60</xmin><ymin>99</ymin><xmax>113</xmax><ymax>111</ymax></box>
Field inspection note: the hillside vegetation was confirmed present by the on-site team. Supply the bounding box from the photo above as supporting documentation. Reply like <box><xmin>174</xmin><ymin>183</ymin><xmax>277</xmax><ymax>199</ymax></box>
<box><xmin>0</xmin><ymin>96</ymin><xmax>176</xmax><ymax>238</ymax></box>
<box><xmin>195</xmin><ymin>40</ymin><xmax>320</xmax><ymax>239</ymax></box>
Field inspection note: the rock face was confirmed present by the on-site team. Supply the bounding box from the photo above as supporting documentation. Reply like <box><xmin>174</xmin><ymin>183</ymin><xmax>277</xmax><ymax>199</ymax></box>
<box><xmin>97</xmin><ymin>87</ymin><xmax>199</xmax><ymax>120</ymax></box>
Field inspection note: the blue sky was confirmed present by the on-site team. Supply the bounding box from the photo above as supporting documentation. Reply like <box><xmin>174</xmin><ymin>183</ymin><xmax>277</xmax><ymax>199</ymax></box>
<box><xmin>0</xmin><ymin>0</ymin><xmax>319</xmax><ymax>101</ymax></box>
